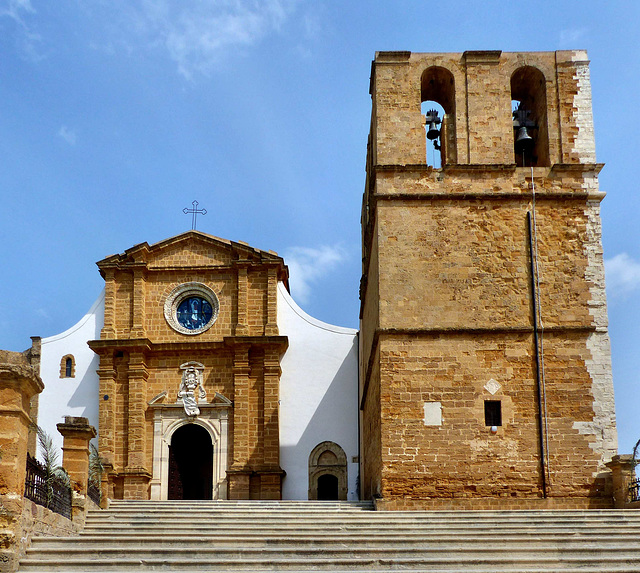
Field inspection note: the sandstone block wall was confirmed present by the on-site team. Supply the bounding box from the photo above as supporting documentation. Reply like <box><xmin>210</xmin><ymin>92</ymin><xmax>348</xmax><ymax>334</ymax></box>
<box><xmin>91</xmin><ymin>232</ymin><xmax>288</xmax><ymax>500</ymax></box>
<box><xmin>360</xmin><ymin>50</ymin><xmax>617</xmax><ymax>508</ymax></box>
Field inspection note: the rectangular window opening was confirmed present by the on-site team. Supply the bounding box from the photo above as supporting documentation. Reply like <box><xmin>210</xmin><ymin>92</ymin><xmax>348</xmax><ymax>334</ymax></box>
<box><xmin>484</xmin><ymin>400</ymin><xmax>502</xmax><ymax>427</ymax></box>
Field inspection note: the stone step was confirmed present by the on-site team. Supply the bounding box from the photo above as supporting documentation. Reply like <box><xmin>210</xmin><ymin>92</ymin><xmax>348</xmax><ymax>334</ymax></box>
<box><xmin>84</xmin><ymin>511</ymin><xmax>640</xmax><ymax>523</ymax></box>
<box><xmin>106</xmin><ymin>500</ymin><xmax>374</xmax><ymax>510</ymax></box>
<box><xmin>20</xmin><ymin>503</ymin><xmax>640</xmax><ymax>572</ymax></box>
<box><xmin>82</xmin><ymin>518</ymin><xmax>640</xmax><ymax>530</ymax></box>
<box><xmin>26</xmin><ymin>537</ymin><xmax>640</xmax><ymax>552</ymax></box>
<box><xmin>18</xmin><ymin>554</ymin><xmax>640</xmax><ymax>572</ymax></box>
<box><xmin>88</xmin><ymin>508</ymin><xmax>640</xmax><ymax>517</ymax></box>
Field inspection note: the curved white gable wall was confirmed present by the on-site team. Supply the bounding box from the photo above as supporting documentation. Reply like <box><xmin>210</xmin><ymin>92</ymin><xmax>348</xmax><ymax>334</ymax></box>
<box><xmin>277</xmin><ymin>282</ymin><xmax>359</xmax><ymax>500</ymax></box>
<box><xmin>38</xmin><ymin>291</ymin><xmax>104</xmax><ymax>455</ymax></box>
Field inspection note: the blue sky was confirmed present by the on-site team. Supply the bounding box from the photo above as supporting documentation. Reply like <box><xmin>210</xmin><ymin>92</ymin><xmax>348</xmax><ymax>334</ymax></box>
<box><xmin>1</xmin><ymin>1</ymin><xmax>639</xmax><ymax>453</ymax></box>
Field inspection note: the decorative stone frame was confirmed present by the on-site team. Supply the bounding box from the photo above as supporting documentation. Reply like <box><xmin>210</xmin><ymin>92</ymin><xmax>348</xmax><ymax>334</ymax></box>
<box><xmin>308</xmin><ymin>441</ymin><xmax>348</xmax><ymax>501</ymax></box>
<box><xmin>164</xmin><ymin>282</ymin><xmax>220</xmax><ymax>335</ymax></box>
<box><xmin>149</xmin><ymin>403</ymin><xmax>230</xmax><ymax>500</ymax></box>
<box><xmin>59</xmin><ymin>354</ymin><xmax>75</xmax><ymax>378</ymax></box>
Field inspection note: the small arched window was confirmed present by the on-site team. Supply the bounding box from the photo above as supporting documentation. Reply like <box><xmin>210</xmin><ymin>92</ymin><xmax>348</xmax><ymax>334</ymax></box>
<box><xmin>60</xmin><ymin>354</ymin><xmax>75</xmax><ymax>378</ymax></box>
<box><xmin>421</xmin><ymin>66</ymin><xmax>456</xmax><ymax>167</ymax></box>
<box><xmin>511</xmin><ymin>66</ymin><xmax>549</xmax><ymax>167</ymax></box>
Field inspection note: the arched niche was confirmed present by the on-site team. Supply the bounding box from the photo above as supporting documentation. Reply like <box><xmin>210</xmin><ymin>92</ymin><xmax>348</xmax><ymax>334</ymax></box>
<box><xmin>308</xmin><ymin>441</ymin><xmax>348</xmax><ymax>501</ymax></box>
<box><xmin>511</xmin><ymin>66</ymin><xmax>549</xmax><ymax>167</ymax></box>
<box><xmin>420</xmin><ymin>66</ymin><xmax>457</xmax><ymax>166</ymax></box>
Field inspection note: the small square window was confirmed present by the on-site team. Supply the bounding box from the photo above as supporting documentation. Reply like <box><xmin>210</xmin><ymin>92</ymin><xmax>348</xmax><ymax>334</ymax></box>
<box><xmin>484</xmin><ymin>400</ymin><xmax>502</xmax><ymax>427</ymax></box>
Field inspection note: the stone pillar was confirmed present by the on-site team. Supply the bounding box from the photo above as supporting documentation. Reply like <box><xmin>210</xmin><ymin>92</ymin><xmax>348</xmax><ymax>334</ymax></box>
<box><xmin>265</xmin><ymin>266</ymin><xmax>279</xmax><ymax>336</ymax></box>
<box><xmin>130</xmin><ymin>268</ymin><xmax>147</xmax><ymax>338</ymax></box>
<box><xmin>606</xmin><ymin>454</ymin><xmax>635</xmax><ymax>509</ymax></box>
<box><xmin>100</xmin><ymin>463</ymin><xmax>113</xmax><ymax>509</ymax></box>
<box><xmin>124</xmin><ymin>351</ymin><xmax>150</xmax><ymax>499</ymax></box>
<box><xmin>57</xmin><ymin>417</ymin><xmax>97</xmax><ymax>496</ymax></box>
<box><xmin>95</xmin><ymin>353</ymin><xmax>116</xmax><ymax>467</ymax></box>
<box><xmin>26</xmin><ymin>338</ymin><xmax>41</xmax><ymax>458</ymax></box>
<box><xmin>0</xmin><ymin>355</ymin><xmax>44</xmax><ymax>573</ymax></box>
<box><xmin>228</xmin><ymin>344</ymin><xmax>251</xmax><ymax>499</ymax></box>
<box><xmin>101</xmin><ymin>268</ymin><xmax>116</xmax><ymax>339</ymax></box>
<box><xmin>236</xmin><ymin>265</ymin><xmax>249</xmax><ymax>336</ymax></box>
<box><xmin>261</xmin><ymin>350</ymin><xmax>282</xmax><ymax>499</ymax></box>
<box><xmin>57</xmin><ymin>417</ymin><xmax>97</xmax><ymax>521</ymax></box>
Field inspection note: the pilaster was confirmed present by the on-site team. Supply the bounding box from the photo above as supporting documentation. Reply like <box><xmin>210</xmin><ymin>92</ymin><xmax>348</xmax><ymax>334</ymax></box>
<box><xmin>126</xmin><ymin>351</ymin><xmax>149</xmax><ymax>471</ymax></box>
<box><xmin>130</xmin><ymin>267</ymin><xmax>147</xmax><ymax>338</ymax></box>
<box><xmin>235</xmin><ymin>265</ymin><xmax>249</xmax><ymax>336</ymax></box>
<box><xmin>101</xmin><ymin>268</ymin><xmax>116</xmax><ymax>339</ymax></box>
<box><xmin>230</xmin><ymin>344</ymin><xmax>251</xmax><ymax>469</ymax></box>
<box><xmin>94</xmin><ymin>352</ymin><xmax>116</xmax><ymax>467</ymax></box>
<box><xmin>265</xmin><ymin>266</ymin><xmax>279</xmax><ymax>336</ymax></box>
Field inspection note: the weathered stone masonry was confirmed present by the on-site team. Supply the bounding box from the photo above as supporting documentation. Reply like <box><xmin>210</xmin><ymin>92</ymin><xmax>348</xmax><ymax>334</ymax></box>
<box><xmin>359</xmin><ymin>50</ymin><xmax>617</xmax><ymax>509</ymax></box>
<box><xmin>89</xmin><ymin>233</ymin><xmax>289</xmax><ymax>500</ymax></box>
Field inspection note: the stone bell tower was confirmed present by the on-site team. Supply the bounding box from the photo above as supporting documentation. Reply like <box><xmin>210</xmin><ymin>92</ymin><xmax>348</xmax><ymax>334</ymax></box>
<box><xmin>359</xmin><ymin>50</ymin><xmax>617</xmax><ymax>509</ymax></box>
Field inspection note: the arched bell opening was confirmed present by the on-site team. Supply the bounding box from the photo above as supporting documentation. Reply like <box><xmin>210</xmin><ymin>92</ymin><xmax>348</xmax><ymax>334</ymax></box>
<box><xmin>420</xmin><ymin>66</ymin><xmax>456</xmax><ymax>167</ymax></box>
<box><xmin>168</xmin><ymin>423</ymin><xmax>213</xmax><ymax>500</ymax></box>
<box><xmin>511</xmin><ymin>66</ymin><xmax>549</xmax><ymax>167</ymax></box>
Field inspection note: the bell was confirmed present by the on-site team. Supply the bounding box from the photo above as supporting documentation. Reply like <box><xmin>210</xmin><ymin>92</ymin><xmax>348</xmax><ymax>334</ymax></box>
<box><xmin>426</xmin><ymin>121</ymin><xmax>440</xmax><ymax>140</ymax></box>
<box><xmin>515</xmin><ymin>126</ymin><xmax>534</xmax><ymax>152</ymax></box>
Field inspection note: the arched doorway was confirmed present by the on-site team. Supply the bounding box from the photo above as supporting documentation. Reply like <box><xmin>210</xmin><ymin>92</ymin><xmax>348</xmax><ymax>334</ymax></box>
<box><xmin>317</xmin><ymin>474</ymin><xmax>339</xmax><ymax>500</ymax></box>
<box><xmin>168</xmin><ymin>423</ymin><xmax>213</xmax><ymax>500</ymax></box>
<box><xmin>308</xmin><ymin>441</ymin><xmax>348</xmax><ymax>500</ymax></box>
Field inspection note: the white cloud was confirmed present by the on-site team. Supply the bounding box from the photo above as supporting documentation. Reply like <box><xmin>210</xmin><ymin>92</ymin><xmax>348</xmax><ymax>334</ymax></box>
<box><xmin>605</xmin><ymin>253</ymin><xmax>640</xmax><ymax>298</ymax></box>
<box><xmin>102</xmin><ymin>0</ymin><xmax>300</xmax><ymax>79</ymax></box>
<box><xmin>0</xmin><ymin>0</ymin><xmax>34</xmax><ymax>20</ymax></box>
<box><xmin>0</xmin><ymin>0</ymin><xmax>43</xmax><ymax>61</ymax></box>
<box><xmin>284</xmin><ymin>244</ymin><xmax>348</xmax><ymax>304</ymax></box>
<box><xmin>58</xmin><ymin>126</ymin><xmax>77</xmax><ymax>145</ymax></box>
<box><xmin>559</xmin><ymin>28</ymin><xmax>588</xmax><ymax>47</ymax></box>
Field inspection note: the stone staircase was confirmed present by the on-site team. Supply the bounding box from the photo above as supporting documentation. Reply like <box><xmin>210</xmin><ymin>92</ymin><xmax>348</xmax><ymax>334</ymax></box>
<box><xmin>18</xmin><ymin>500</ymin><xmax>640</xmax><ymax>571</ymax></box>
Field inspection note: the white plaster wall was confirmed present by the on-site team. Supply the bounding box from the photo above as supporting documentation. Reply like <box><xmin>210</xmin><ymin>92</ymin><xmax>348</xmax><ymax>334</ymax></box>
<box><xmin>277</xmin><ymin>282</ymin><xmax>359</xmax><ymax>500</ymax></box>
<box><xmin>38</xmin><ymin>291</ymin><xmax>104</xmax><ymax>456</ymax></box>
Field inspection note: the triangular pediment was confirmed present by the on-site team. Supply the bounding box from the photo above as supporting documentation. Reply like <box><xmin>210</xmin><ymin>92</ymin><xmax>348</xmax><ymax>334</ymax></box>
<box><xmin>97</xmin><ymin>231</ymin><xmax>286</xmax><ymax>275</ymax></box>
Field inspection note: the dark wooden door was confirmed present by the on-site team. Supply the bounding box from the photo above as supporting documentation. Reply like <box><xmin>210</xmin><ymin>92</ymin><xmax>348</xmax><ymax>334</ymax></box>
<box><xmin>317</xmin><ymin>474</ymin><xmax>339</xmax><ymax>500</ymax></box>
<box><xmin>167</xmin><ymin>424</ymin><xmax>213</xmax><ymax>500</ymax></box>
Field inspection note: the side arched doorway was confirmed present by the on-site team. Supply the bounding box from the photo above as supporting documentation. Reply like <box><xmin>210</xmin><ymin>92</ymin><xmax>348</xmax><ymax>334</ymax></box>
<box><xmin>168</xmin><ymin>423</ymin><xmax>213</xmax><ymax>500</ymax></box>
<box><xmin>308</xmin><ymin>441</ymin><xmax>348</xmax><ymax>500</ymax></box>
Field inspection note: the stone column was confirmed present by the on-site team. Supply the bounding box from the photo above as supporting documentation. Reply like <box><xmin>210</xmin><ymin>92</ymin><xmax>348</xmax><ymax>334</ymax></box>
<box><xmin>0</xmin><ymin>355</ymin><xmax>44</xmax><ymax>573</ymax></box>
<box><xmin>606</xmin><ymin>454</ymin><xmax>635</xmax><ymax>509</ymax></box>
<box><xmin>26</xmin><ymin>337</ymin><xmax>41</xmax><ymax>457</ymax></box>
<box><xmin>57</xmin><ymin>417</ymin><xmax>97</xmax><ymax>521</ymax></box>
<box><xmin>57</xmin><ymin>417</ymin><xmax>97</xmax><ymax>495</ymax></box>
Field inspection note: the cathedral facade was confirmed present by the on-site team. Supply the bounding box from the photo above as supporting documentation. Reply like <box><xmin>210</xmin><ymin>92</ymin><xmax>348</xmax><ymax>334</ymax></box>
<box><xmin>35</xmin><ymin>234</ymin><xmax>359</xmax><ymax>501</ymax></box>
<box><xmin>32</xmin><ymin>50</ymin><xmax>617</xmax><ymax>508</ymax></box>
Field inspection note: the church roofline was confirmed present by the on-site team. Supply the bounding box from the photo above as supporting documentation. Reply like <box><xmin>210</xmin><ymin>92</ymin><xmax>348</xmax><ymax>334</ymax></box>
<box><xmin>96</xmin><ymin>230</ymin><xmax>289</xmax><ymax>286</ymax></box>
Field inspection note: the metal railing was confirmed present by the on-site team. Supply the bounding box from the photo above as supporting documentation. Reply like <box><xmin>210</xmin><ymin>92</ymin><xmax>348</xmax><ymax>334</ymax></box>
<box><xmin>88</xmin><ymin>481</ymin><xmax>101</xmax><ymax>506</ymax></box>
<box><xmin>629</xmin><ymin>479</ymin><xmax>640</xmax><ymax>503</ymax></box>
<box><xmin>24</xmin><ymin>454</ymin><xmax>72</xmax><ymax>519</ymax></box>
